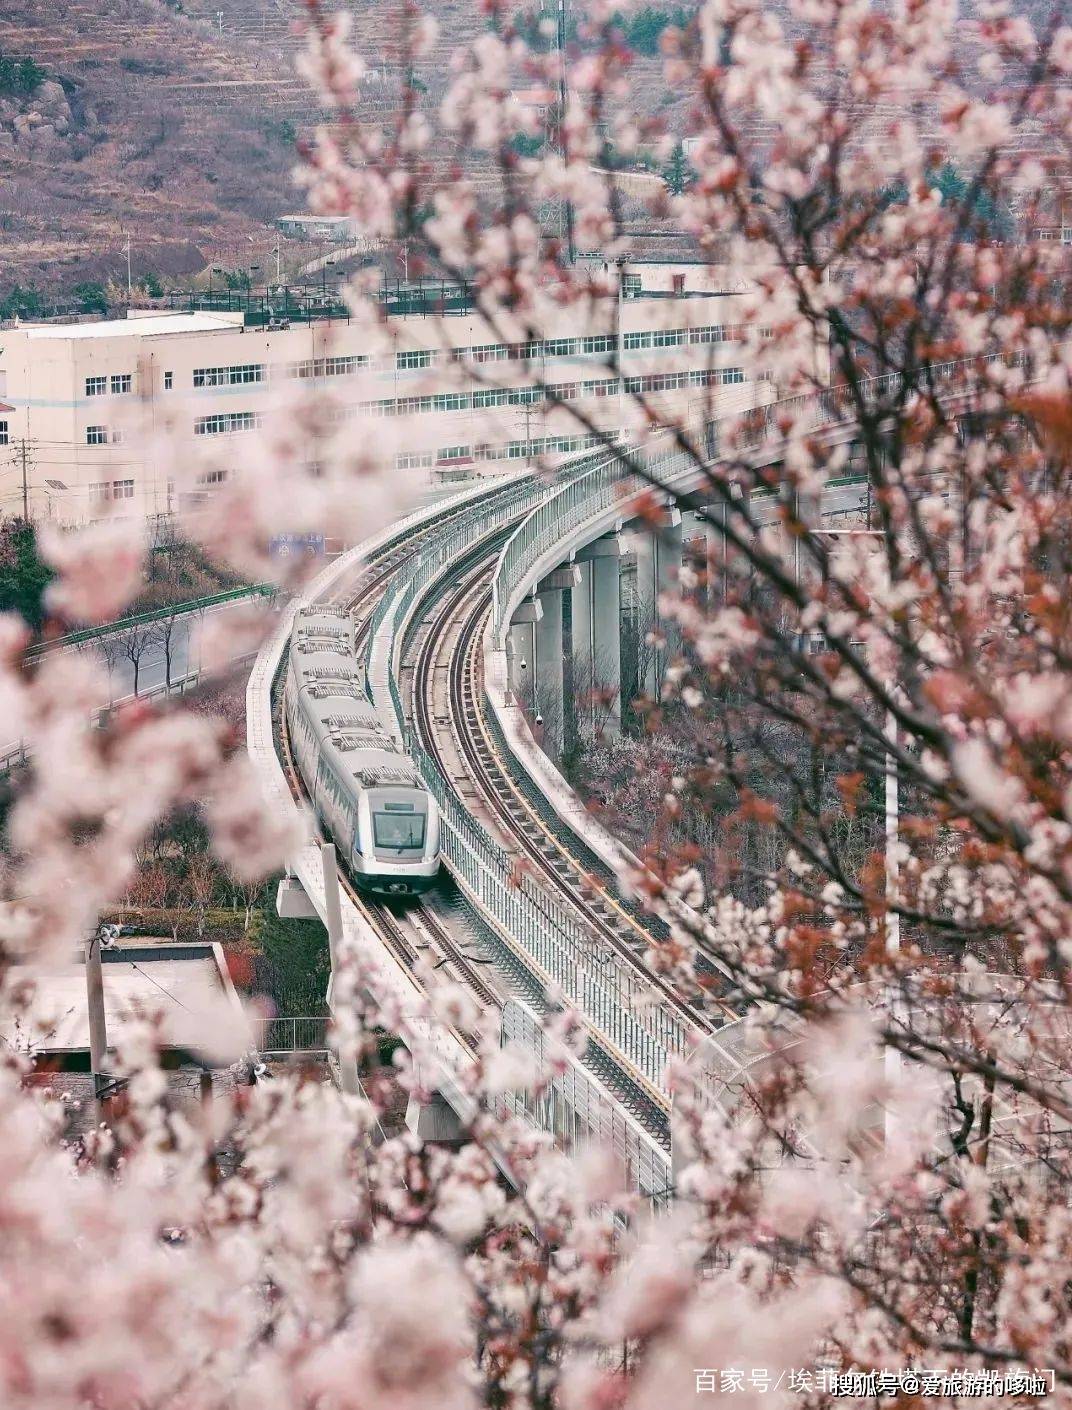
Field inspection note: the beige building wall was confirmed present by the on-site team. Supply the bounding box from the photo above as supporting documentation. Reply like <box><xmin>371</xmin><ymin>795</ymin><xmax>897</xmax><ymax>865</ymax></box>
<box><xmin>0</xmin><ymin>271</ymin><xmax>803</xmax><ymax>527</ymax></box>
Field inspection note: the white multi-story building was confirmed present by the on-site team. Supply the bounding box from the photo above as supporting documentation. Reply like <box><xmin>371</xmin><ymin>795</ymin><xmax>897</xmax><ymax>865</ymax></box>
<box><xmin>0</xmin><ymin>263</ymin><xmax>794</xmax><ymax>526</ymax></box>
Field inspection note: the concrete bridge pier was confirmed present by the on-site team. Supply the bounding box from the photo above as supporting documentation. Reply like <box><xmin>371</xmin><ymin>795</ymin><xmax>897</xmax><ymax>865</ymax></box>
<box><xmin>682</xmin><ymin>509</ymin><xmax>713</xmax><ymax>604</ymax></box>
<box><xmin>573</xmin><ymin>534</ymin><xmax>623</xmax><ymax>740</ymax></box>
<box><xmin>507</xmin><ymin>597</ymin><xmax>543</xmax><ymax>713</ymax></box>
<box><xmin>655</xmin><ymin>515</ymin><xmax>683</xmax><ymax>682</ymax></box>
<box><xmin>405</xmin><ymin>1089</ymin><xmax>465</xmax><ymax>1145</ymax></box>
<box><xmin>535</xmin><ymin>566</ymin><xmax>580</xmax><ymax>758</ymax></box>
<box><xmin>632</xmin><ymin>532</ymin><xmax>657</xmax><ymax>699</ymax></box>
<box><xmin>631</xmin><ymin>509</ymin><xmax>682</xmax><ymax>702</ymax></box>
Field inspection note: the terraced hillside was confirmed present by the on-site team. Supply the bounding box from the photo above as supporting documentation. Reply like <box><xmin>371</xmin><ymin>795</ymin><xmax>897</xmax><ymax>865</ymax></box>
<box><xmin>0</xmin><ymin>0</ymin><xmax>1052</xmax><ymax>301</ymax></box>
<box><xmin>0</xmin><ymin>1</ymin><xmax>292</xmax><ymax>293</ymax></box>
<box><xmin>0</xmin><ymin>0</ymin><xmax>517</xmax><ymax>298</ymax></box>
<box><xmin>0</xmin><ymin>0</ymin><xmax>693</xmax><ymax>299</ymax></box>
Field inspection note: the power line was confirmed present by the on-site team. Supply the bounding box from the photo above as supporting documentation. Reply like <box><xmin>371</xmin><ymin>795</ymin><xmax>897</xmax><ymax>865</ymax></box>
<box><xmin>7</xmin><ymin>438</ymin><xmax>35</xmax><ymax>520</ymax></box>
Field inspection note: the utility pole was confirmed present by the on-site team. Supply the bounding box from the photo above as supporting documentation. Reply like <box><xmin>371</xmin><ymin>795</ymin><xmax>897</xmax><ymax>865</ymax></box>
<box><xmin>556</xmin><ymin>0</ymin><xmax>576</xmax><ymax>264</ymax></box>
<box><xmin>124</xmin><ymin>234</ymin><xmax>132</xmax><ymax>298</ymax></box>
<box><xmin>12</xmin><ymin>438</ymin><xmax>33</xmax><ymax>520</ymax></box>
<box><xmin>85</xmin><ymin>929</ymin><xmax>109</xmax><ymax>1103</ymax></box>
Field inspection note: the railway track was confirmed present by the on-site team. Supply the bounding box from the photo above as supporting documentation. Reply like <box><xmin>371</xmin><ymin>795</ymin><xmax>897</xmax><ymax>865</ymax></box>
<box><xmin>276</xmin><ymin>484</ymin><xmax>710</xmax><ymax>1117</ymax></box>
<box><xmin>278</xmin><ymin>659</ymin><xmax>497</xmax><ymax>1054</ymax></box>
<box><xmin>274</xmin><ymin>500</ymin><xmax>509</xmax><ymax>1051</ymax></box>
<box><xmin>407</xmin><ymin>547</ymin><xmax>722</xmax><ymax>1076</ymax></box>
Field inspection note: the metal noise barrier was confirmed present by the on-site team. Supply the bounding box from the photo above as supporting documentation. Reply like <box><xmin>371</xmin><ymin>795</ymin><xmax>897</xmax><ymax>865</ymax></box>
<box><xmin>500</xmin><ymin>998</ymin><xmax>674</xmax><ymax>1201</ymax></box>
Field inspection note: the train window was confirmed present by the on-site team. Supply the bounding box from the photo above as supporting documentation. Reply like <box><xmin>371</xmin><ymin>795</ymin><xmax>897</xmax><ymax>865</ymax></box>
<box><xmin>373</xmin><ymin>811</ymin><xmax>426</xmax><ymax>850</ymax></box>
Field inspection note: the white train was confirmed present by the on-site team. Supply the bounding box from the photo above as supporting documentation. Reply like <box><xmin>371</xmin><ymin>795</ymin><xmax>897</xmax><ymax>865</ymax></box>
<box><xmin>284</xmin><ymin>605</ymin><xmax>441</xmax><ymax>896</ymax></box>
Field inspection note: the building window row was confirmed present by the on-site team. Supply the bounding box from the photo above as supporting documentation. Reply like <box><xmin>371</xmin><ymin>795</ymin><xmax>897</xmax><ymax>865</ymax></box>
<box><xmin>358</xmin><ymin>370</ymin><xmax>747</xmax><ymax>420</ymax></box>
<box><xmin>85</xmin><ymin>374</ymin><xmax>133</xmax><ymax>396</ymax></box>
<box><xmin>393</xmin><ymin>430</ymin><xmax>615</xmax><ymax>470</ymax></box>
<box><xmin>193</xmin><ymin>363</ymin><xmax>266</xmax><ymax>388</ymax></box>
<box><xmin>416</xmin><ymin>324</ymin><xmax>748</xmax><ymax>369</ymax></box>
<box><xmin>91</xmin><ymin>479</ymin><xmax>135</xmax><ymax>502</ymax></box>
<box><xmin>74</xmin><ymin>322</ymin><xmax>749</xmax><ymax>402</ymax></box>
<box><xmin>290</xmin><ymin>355</ymin><xmax>368</xmax><ymax>379</ymax></box>
<box><xmin>194</xmin><ymin>411</ymin><xmax>260</xmax><ymax>436</ymax></box>
<box><xmin>396</xmin><ymin>349</ymin><xmax>434</xmax><ymax>369</ymax></box>
<box><xmin>0</xmin><ymin>420</ymin><xmax>7</xmax><ymax>446</ymax></box>
<box><xmin>624</xmin><ymin>368</ymin><xmax>744</xmax><ymax>393</ymax></box>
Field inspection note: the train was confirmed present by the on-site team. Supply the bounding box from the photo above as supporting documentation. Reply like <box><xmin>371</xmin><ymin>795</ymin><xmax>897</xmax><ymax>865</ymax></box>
<box><xmin>284</xmin><ymin>605</ymin><xmax>441</xmax><ymax>896</ymax></box>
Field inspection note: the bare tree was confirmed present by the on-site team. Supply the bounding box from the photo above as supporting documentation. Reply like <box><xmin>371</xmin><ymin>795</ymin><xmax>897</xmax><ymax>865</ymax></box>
<box><xmin>119</xmin><ymin>622</ymin><xmax>153</xmax><ymax>698</ymax></box>
<box><xmin>148</xmin><ymin>606</ymin><xmax>181</xmax><ymax>690</ymax></box>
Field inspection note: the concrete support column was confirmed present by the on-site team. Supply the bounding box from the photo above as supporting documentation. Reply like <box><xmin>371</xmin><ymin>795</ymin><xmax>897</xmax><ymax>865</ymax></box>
<box><xmin>578</xmin><ymin>536</ymin><xmax>622</xmax><ymax>738</ymax></box>
<box><xmin>322</xmin><ymin>842</ymin><xmax>360</xmax><ymax>1097</ymax></box>
<box><xmin>633</xmin><ymin>532</ymin><xmax>657</xmax><ymax>698</ymax></box>
<box><xmin>535</xmin><ymin>566</ymin><xmax>580</xmax><ymax>759</ymax></box>
<box><xmin>508</xmin><ymin>597</ymin><xmax>542</xmax><ymax>713</ymax></box>
<box><xmin>564</xmin><ymin>560</ymin><xmax>590</xmax><ymax>757</ymax></box>
<box><xmin>691</xmin><ymin>497</ymin><xmax>746</xmax><ymax>607</ymax></box>
<box><xmin>406</xmin><ymin>1089</ymin><xmax>465</xmax><ymax>1145</ymax></box>
<box><xmin>535</xmin><ymin>594</ymin><xmax>562</xmax><ymax>757</ymax></box>
<box><xmin>572</xmin><ymin>559</ymin><xmax>593</xmax><ymax>675</ymax></box>
<box><xmin>655</xmin><ymin>519</ymin><xmax>683</xmax><ymax>687</ymax></box>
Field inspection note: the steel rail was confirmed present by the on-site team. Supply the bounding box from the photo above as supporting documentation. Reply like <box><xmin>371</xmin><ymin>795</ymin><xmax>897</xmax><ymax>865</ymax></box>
<box><xmin>404</xmin><ymin>556</ymin><xmax>686</xmax><ymax>1122</ymax></box>
<box><xmin>412</xmin><ymin>558</ymin><xmax>718</xmax><ymax>1050</ymax></box>
<box><xmin>276</xmin><ymin>500</ymin><xmax>509</xmax><ymax>1048</ymax></box>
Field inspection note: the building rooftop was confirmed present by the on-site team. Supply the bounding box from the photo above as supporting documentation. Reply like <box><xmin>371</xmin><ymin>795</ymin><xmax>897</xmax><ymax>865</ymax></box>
<box><xmin>1</xmin><ymin>942</ymin><xmax>250</xmax><ymax>1066</ymax></box>
<box><xmin>23</xmin><ymin>311</ymin><xmax>245</xmax><ymax>341</ymax></box>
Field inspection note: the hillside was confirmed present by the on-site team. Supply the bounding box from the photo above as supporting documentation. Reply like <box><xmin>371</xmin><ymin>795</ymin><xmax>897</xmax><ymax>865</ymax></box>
<box><xmin>0</xmin><ymin>0</ymin><xmax>507</xmax><ymax>300</ymax></box>
<box><xmin>0</xmin><ymin>0</ymin><xmax>1052</xmax><ymax>304</ymax></box>
<box><xmin>0</xmin><ymin>0</ymin><xmax>318</xmax><ymax>297</ymax></box>
<box><xmin>0</xmin><ymin>0</ymin><xmax>690</xmax><ymax>302</ymax></box>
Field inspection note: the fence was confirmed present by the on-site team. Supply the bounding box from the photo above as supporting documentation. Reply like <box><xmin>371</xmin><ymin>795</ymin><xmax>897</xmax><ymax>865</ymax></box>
<box><xmin>258</xmin><ymin>1015</ymin><xmax>330</xmax><ymax>1054</ymax></box>
<box><xmin>501</xmin><ymin>999</ymin><xmax>672</xmax><ymax>1200</ymax></box>
<box><xmin>27</xmin><ymin>583</ymin><xmax>275</xmax><ymax>657</ymax></box>
<box><xmin>0</xmin><ymin>652</ymin><xmax>259</xmax><ymax>779</ymax></box>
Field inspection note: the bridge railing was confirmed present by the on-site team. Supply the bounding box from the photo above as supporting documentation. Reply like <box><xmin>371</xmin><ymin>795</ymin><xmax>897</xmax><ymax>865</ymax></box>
<box><xmin>491</xmin><ymin>351</ymin><xmax>1031</xmax><ymax>644</ymax></box>
<box><xmin>501</xmin><ymin>998</ymin><xmax>672</xmax><ymax>1201</ymax></box>
<box><xmin>26</xmin><ymin>583</ymin><xmax>275</xmax><ymax>657</ymax></box>
<box><xmin>491</xmin><ymin>434</ymin><xmax>692</xmax><ymax>645</ymax></box>
<box><xmin>366</xmin><ymin>475</ymin><xmax>697</xmax><ymax>1098</ymax></box>
<box><xmin>363</xmin><ymin>350</ymin><xmax>1019</xmax><ymax>1109</ymax></box>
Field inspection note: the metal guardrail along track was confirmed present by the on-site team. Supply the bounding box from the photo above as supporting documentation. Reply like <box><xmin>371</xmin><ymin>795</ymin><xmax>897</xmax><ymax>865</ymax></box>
<box><xmin>365</xmin><ymin>483</ymin><xmax>703</xmax><ymax>1110</ymax></box>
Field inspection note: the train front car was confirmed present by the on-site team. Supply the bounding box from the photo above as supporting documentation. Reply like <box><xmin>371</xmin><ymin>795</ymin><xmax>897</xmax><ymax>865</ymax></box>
<box><xmin>350</xmin><ymin>756</ymin><xmax>441</xmax><ymax>897</ymax></box>
<box><xmin>286</xmin><ymin>606</ymin><xmax>441</xmax><ymax>898</ymax></box>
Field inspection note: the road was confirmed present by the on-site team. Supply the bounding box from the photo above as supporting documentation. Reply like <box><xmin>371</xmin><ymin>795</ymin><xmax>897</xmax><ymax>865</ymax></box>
<box><xmin>0</xmin><ymin>596</ymin><xmax>268</xmax><ymax>767</ymax></box>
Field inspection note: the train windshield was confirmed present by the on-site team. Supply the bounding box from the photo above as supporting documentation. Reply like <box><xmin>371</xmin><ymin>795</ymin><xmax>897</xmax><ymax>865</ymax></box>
<box><xmin>373</xmin><ymin>809</ymin><xmax>426</xmax><ymax>850</ymax></box>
